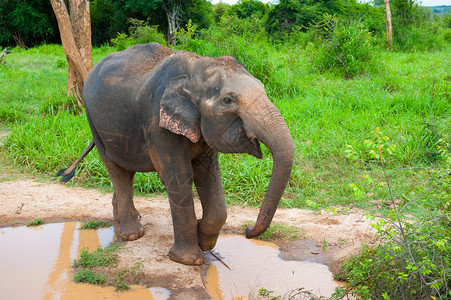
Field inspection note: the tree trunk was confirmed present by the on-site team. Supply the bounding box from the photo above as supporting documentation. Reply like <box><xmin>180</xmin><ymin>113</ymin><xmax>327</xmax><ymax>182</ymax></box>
<box><xmin>383</xmin><ymin>0</ymin><xmax>394</xmax><ymax>51</ymax></box>
<box><xmin>50</xmin><ymin>0</ymin><xmax>91</xmax><ymax>108</ymax></box>
<box><xmin>165</xmin><ymin>3</ymin><xmax>182</xmax><ymax>46</ymax></box>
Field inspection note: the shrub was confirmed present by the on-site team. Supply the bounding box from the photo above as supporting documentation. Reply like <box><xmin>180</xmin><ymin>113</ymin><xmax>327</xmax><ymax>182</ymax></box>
<box><xmin>111</xmin><ymin>18</ymin><xmax>167</xmax><ymax>51</ymax></box>
<box><xmin>310</xmin><ymin>17</ymin><xmax>377</xmax><ymax>78</ymax></box>
<box><xmin>336</xmin><ymin>131</ymin><xmax>451</xmax><ymax>299</ymax></box>
<box><xmin>395</xmin><ymin>23</ymin><xmax>450</xmax><ymax>52</ymax></box>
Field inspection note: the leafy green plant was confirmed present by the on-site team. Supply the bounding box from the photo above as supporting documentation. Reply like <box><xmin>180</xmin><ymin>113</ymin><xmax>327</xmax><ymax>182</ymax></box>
<box><xmin>334</xmin><ymin>130</ymin><xmax>451</xmax><ymax>300</ymax></box>
<box><xmin>111</xmin><ymin>18</ymin><xmax>167</xmax><ymax>51</ymax></box>
<box><xmin>73</xmin><ymin>269</ymin><xmax>105</xmax><ymax>285</ymax></box>
<box><xmin>310</xmin><ymin>16</ymin><xmax>378</xmax><ymax>78</ymax></box>
<box><xmin>78</xmin><ymin>220</ymin><xmax>112</xmax><ymax>230</ymax></box>
<box><xmin>73</xmin><ymin>244</ymin><xmax>121</xmax><ymax>268</ymax></box>
<box><xmin>258</xmin><ymin>287</ymin><xmax>280</xmax><ymax>299</ymax></box>
<box><xmin>27</xmin><ymin>218</ymin><xmax>43</xmax><ymax>227</ymax></box>
<box><xmin>111</xmin><ymin>32</ymin><xmax>133</xmax><ymax>51</ymax></box>
<box><xmin>113</xmin><ymin>262</ymin><xmax>144</xmax><ymax>291</ymax></box>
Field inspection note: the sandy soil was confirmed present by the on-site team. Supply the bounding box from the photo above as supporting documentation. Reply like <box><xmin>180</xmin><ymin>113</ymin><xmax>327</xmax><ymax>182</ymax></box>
<box><xmin>0</xmin><ymin>156</ymin><xmax>376</xmax><ymax>299</ymax></box>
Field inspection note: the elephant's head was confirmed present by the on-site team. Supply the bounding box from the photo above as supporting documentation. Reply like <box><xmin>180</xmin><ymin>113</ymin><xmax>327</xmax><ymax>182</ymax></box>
<box><xmin>159</xmin><ymin>53</ymin><xmax>294</xmax><ymax>238</ymax></box>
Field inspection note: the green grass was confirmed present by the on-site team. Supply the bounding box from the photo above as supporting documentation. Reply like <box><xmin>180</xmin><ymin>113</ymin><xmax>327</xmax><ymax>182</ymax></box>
<box><xmin>78</xmin><ymin>220</ymin><xmax>112</xmax><ymax>230</ymax></box>
<box><xmin>73</xmin><ymin>269</ymin><xmax>105</xmax><ymax>285</ymax></box>
<box><xmin>243</xmin><ymin>221</ymin><xmax>304</xmax><ymax>240</ymax></box>
<box><xmin>72</xmin><ymin>244</ymin><xmax>122</xmax><ymax>268</ymax></box>
<box><xmin>72</xmin><ymin>244</ymin><xmax>144</xmax><ymax>291</ymax></box>
<box><xmin>26</xmin><ymin>218</ymin><xmax>43</xmax><ymax>227</ymax></box>
<box><xmin>0</xmin><ymin>37</ymin><xmax>450</xmax><ymax>219</ymax></box>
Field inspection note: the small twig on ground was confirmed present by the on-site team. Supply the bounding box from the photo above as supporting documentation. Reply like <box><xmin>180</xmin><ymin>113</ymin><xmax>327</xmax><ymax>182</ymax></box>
<box><xmin>15</xmin><ymin>202</ymin><xmax>25</xmax><ymax>214</ymax></box>
<box><xmin>0</xmin><ymin>47</ymin><xmax>12</xmax><ymax>63</ymax></box>
<box><xmin>208</xmin><ymin>250</ymin><xmax>231</xmax><ymax>270</ymax></box>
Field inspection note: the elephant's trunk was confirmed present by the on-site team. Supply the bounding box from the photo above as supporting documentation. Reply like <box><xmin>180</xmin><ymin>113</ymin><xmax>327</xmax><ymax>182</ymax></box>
<box><xmin>241</xmin><ymin>98</ymin><xmax>294</xmax><ymax>239</ymax></box>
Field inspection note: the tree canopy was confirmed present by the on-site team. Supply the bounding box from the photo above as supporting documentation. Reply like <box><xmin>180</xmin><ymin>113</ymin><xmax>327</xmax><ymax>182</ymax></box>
<box><xmin>0</xmin><ymin>0</ymin><xmax>449</xmax><ymax>50</ymax></box>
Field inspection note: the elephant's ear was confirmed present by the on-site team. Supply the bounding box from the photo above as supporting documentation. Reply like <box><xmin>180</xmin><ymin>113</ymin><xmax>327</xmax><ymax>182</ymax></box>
<box><xmin>159</xmin><ymin>75</ymin><xmax>201</xmax><ymax>143</ymax></box>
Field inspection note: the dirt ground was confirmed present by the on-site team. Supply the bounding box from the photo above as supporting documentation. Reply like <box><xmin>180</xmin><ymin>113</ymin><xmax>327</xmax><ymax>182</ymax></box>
<box><xmin>0</xmin><ymin>131</ymin><xmax>376</xmax><ymax>299</ymax></box>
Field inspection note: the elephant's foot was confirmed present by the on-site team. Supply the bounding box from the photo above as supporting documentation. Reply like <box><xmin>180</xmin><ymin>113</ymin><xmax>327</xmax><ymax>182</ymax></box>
<box><xmin>168</xmin><ymin>243</ymin><xmax>204</xmax><ymax>265</ymax></box>
<box><xmin>198</xmin><ymin>231</ymin><xmax>219</xmax><ymax>251</ymax></box>
<box><xmin>118</xmin><ymin>219</ymin><xmax>145</xmax><ymax>241</ymax></box>
<box><xmin>197</xmin><ymin>220</ymin><xmax>221</xmax><ymax>250</ymax></box>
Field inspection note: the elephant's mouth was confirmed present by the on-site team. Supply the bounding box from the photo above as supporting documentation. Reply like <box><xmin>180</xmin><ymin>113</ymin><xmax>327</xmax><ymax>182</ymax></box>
<box><xmin>249</xmin><ymin>137</ymin><xmax>263</xmax><ymax>159</ymax></box>
<box><xmin>240</xmin><ymin>126</ymin><xmax>262</xmax><ymax>159</ymax></box>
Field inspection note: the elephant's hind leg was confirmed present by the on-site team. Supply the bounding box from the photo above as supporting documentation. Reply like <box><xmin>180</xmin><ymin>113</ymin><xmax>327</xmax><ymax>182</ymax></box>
<box><xmin>102</xmin><ymin>156</ymin><xmax>144</xmax><ymax>241</ymax></box>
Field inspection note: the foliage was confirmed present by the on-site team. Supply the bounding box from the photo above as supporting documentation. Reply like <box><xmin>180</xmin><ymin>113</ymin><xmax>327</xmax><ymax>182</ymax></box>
<box><xmin>2</xmin><ymin>35</ymin><xmax>451</xmax><ymax>210</ymax></box>
<box><xmin>90</xmin><ymin>0</ymin><xmax>116</xmax><ymax>46</ymax></box>
<box><xmin>71</xmin><ymin>243</ymin><xmax>143</xmax><ymax>291</ymax></box>
<box><xmin>111</xmin><ymin>19</ymin><xmax>166</xmax><ymax>51</ymax></box>
<box><xmin>309</xmin><ymin>16</ymin><xmax>378</xmax><ymax>78</ymax></box>
<box><xmin>0</xmin><ymin>0</ymin><xmax>57</xmax><ymax>48</ymax></box>
<box><xmin>112</xmin><ymin>262</ymin><xmax>144</xmax><ymax>291</ymax></box>
<box><xmin>227</xmin><ymin>0</ymin><xmax>268</xmax><ymax>19</ymax></box>
<box><xmin>73</xmin><ymin>244</ymin><xmax>122</xmax><ymax>268</ymax></box>
<box><xmin>73</xmin><ymin>269</ymin><xmax>105</xmax><ymax>285</ymax></box>
<box><xmin>27</xmin><ymin>218</ymin><xmax>43</xmax><ymax>227</ymax></box>
<box><xmin>183</xmin><ymin>0</ymin><xmax>214</xmax><ymax>30</ymax></box>
<box><xmin>111</xmin><ymin>18</ymin><xmax>167</xmax><ymax>51</ymax></box>
<box><xmin>265</xmin><ymin>0</ymin><xmax>346</xmax><ymax>41</ymax></box>
<box><xmin>78</xmin><ymin>220</ymin><xmax>112</xmax><ymax>230</ymax></box>
<box><xmin>212</xmin><ymin>2</ymin><xmax>230</xmax><ymax>23</ymax></box>
<box><xmin>334</xmin><ymin>130</ymin><xmax>451</xmax><ymax>299</ymax></box>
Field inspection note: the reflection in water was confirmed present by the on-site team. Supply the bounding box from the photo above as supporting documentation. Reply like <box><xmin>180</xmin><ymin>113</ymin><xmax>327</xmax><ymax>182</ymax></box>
<box><xmin>205</xmin><ymin>235</ymin><xmax>338</xmax><ymax>300</ymax></box>
<box><xmin>0</xmin><ymin>222</ymin><xmax>169</xmax><ymax>300</ymax></box>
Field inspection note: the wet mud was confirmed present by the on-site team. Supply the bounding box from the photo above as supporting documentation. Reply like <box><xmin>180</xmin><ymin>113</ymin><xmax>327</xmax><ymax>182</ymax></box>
<box><xmin>0</xmin><ymin>222</ymin><xmax>170</xmax><ymax>300</ymax></box>
<box><xmin>0</xmin><ymin>223</ymin><xmax>341</xmax><ymax>300</ymax></box>
<box><xmin>204</xmin><ymin>235</ymin><xmax>339</xmax><ymax>299</ymax></box>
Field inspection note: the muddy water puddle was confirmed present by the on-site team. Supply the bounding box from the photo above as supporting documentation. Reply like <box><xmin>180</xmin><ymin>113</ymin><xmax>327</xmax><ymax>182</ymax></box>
<box><xmin>0</xmin><ymin>223</ymin><xmax>339</xmax><ymax>299</ymax></box>
<box><xmin>205</xmin><ymin>235</ymin><xmax>339</xmax><ymax>299</ymax></box>
<box><xmin>0</xmin><ymin>222</ymin><xmax>169</xmax><ymax>300</ymax></box>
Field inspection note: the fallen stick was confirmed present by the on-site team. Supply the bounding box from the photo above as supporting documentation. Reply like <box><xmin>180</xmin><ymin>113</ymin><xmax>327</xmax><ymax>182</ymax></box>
<box><xmin>0</xmin><ymin>47</ymin><xmax>11</xmax><ymax>63</ymax></box>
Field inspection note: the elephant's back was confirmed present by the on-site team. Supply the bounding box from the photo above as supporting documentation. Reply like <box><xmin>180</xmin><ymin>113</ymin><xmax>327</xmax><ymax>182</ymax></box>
<box><xmin>95</xmin><ymin>43</ymin><xmax>174</xmax><ymax>80</ymax></box>
<box><xmin>83</xmin><ymin>43</ymin><xmax>174</xmax><ymax>105</ymax></box>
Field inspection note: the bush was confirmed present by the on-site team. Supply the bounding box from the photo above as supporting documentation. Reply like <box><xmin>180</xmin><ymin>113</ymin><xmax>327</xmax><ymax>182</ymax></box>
<box><xmin>395</xmin><ymin>23</ymin><xmax>450</xmax><ymax>52</ymax></box>
<box><xmin>111</xmin><ymin>18</ymin><xmax>167</xmax><ymax>51</ymax></box>
<box><xmin>336</xmin><ymin>131</ymin><xmax>451</xmax><ymax>300</ymax></box>
<box><xmin>310</xmin><ymin>17</ymin><xmax>378</xmax><ymax>78</ymax></box>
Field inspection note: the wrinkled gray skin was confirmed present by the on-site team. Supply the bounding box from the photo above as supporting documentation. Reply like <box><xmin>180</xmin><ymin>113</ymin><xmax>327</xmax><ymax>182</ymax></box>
<box><xmin>80</xmin><ymin>43</ymin><xmax>293</xmax><ymax>265</ymax></box>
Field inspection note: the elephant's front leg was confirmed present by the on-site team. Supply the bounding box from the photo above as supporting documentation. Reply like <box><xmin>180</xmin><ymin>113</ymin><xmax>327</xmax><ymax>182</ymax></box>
<box><xmin>193</xmin><ymin>148</ymin><xmax>227</xmax><ymax>251</ymax></box>
<box><xmin>163</xmin><ymin>162</ymin><xmax>204</xmax><ymax>265</ymax></box>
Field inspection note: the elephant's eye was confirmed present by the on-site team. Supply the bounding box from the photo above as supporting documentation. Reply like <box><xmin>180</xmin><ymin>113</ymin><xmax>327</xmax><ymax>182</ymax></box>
<box><xmin>223</xmin><ymin>97</ymin><xmax>233</xmax><ymax>104</ymax></box>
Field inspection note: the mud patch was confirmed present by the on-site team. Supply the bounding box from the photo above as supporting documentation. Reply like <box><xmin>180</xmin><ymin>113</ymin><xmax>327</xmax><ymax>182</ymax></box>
<box><xmin>0</xmin><ymin>175</ymin><xmax>377</xmax><ymax>299</ymax></box>
<box><xmin>0</xmin><ymin>222</ymin><xmax>170</xmax><ymax>299</ymax></box>
<box><xmin>203</xmin><ymin>235</ymin><xmax>339</xmax><ymax>299</ymax></box>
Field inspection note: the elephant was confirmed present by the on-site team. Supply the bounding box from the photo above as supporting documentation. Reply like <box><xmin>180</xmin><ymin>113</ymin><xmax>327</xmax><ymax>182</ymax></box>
<box><xmin>57</xmin><ymin>43</ymin><xmax>294</xmax><ymax>265</ymax></box>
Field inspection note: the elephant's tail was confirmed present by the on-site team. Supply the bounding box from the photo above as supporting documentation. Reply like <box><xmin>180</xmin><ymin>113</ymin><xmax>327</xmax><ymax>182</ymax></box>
<box><xmin>56</xmin><ymin>140</ymin><xmax>95</xmax><ymax>182</ymax></box>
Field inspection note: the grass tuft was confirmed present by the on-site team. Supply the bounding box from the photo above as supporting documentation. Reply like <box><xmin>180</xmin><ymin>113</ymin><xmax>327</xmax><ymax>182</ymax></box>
<box><xmin>78</xmin><ymin>220</ymin><xmax>112</xmax><ymax>230</ymax></box>
<box><xmin>27</xmin><ymin>218</ymin><xmax>43</xmax><ymax>227</ymax></box>
<box><xmin>72</xmin><ymin>244</ymin><xmax>121</xmax><ymax>268</ymax></box>
<box><xmin>73</xmin><ymin>269</ymin><xmax>105</xmax><ymax>285</ymax></box>
<box><xmin>243</xmin><ymin>221</ymin><xmax>304</xmax><ymax>240</ymax></box>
